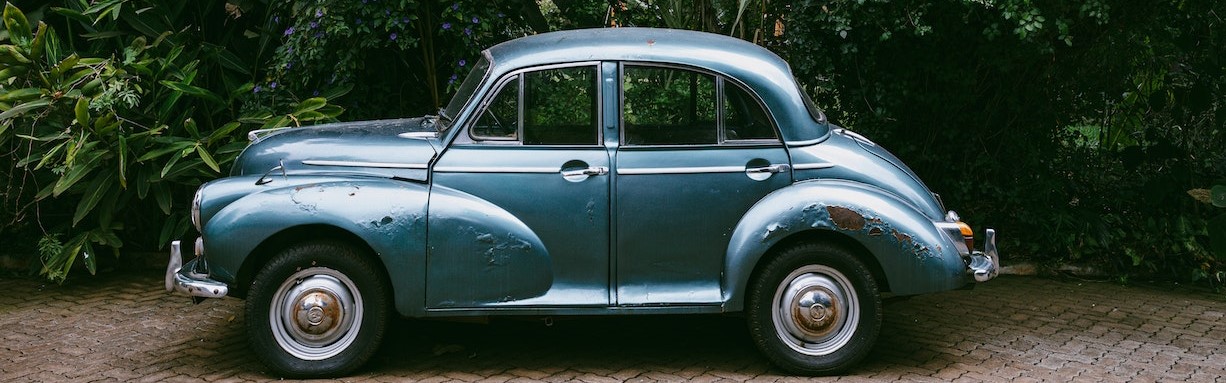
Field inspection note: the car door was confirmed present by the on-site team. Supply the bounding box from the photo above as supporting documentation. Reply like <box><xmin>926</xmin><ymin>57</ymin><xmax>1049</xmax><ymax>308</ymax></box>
<box><xmin>613</xmin><ymin>63</ymin><xmax>791</xmax><ymax>305</ymax></box>
<box><xmin>427</xmin><ymin>63</ymin><xmax>611</xmax><ymax>308</ymax></box>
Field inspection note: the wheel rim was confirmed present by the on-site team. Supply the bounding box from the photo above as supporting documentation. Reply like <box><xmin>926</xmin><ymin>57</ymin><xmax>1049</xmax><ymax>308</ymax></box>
<box><xmin>269</xmin><ymin>267</ymin><xmax>363</xmax><ymax>360</ymax></box>
<box><xmin>771</xmin><ymin>265</ymin><xmax>859</xmax><ymax>356</ymax></box>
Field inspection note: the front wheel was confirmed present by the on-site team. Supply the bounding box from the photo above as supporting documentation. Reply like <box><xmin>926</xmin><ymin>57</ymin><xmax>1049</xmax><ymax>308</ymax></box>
<box><xmin>747</xmin><ymin>243</ymin><xmax>882</xmax><ymax>375</ymax></box>
<box><xmin>245</xmin><ymin>241</ymin><xmax>389</xmax><ymax>378</ymax></box>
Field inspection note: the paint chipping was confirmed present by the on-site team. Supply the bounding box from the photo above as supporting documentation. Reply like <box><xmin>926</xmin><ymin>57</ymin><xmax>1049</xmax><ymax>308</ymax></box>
<box><xmin>892</xmin><ymin>230</ymin><xmax>913</xmax><ymax>245</ymax></box>
<box><xmin>868</xmin><ymin>227</ymin><xmax>884</xmax><ymax>236</ymax></box>
<box><xmin>827</xmin><ymin>206</ymin><xmax>866</xmax><ymax>231</ymax></box>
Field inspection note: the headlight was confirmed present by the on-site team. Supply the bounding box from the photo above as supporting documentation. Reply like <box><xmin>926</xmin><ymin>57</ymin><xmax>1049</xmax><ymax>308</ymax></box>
<box><xmin>191</xmin><ymin>188</ymin><xmax>203</xmax><ymax>232</ymax></box>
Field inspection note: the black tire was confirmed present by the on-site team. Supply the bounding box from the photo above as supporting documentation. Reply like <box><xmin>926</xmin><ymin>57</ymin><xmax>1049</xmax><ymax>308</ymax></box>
<box><xmin>746</xmin><ymin>242</ymin><xmax>882</xmax><ymax>375</ymax></box>
<box><xmin>245</xmin><ymin>241</ymin><xmax>390</xmax><ymax>378</ymax></box>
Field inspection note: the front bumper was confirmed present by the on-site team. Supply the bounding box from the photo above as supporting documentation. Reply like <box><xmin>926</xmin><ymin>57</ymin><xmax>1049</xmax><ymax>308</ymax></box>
<box><xmin>966</xmin><ymin>228</ymin><xmax>999</xmax><ymax>282</ymax></box>
<box><xmin>165</xmin><ymin>239</ymin><xmax>229</xmax><ymax>299</ymax></box>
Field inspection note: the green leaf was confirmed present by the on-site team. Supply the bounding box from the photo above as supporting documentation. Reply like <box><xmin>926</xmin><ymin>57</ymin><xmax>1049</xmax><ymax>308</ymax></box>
<box><xmin>53</xmin><ymin>150</ymin><xmax>104</xmax><ymax>196</ymax></box>
<box><xmin>183</xmin><ymin>118</ymin><xmax>199</xmax><ymax>138</ymax></box>
<box><xmin>160</xmin><ymin>80</ymin><xmax>224</xmax><ymax>104</ymax></box>
<box><xmin>73</xmin><ymin>171</ymin><xmax>115</xmax><ymax>226</ymax></box>
<box><xmin>30</xmin><ymin>21</ymin><xmax>46</xmax><ymax>58</ymax></box>
<box><xmin>152</xmin><ymin>182</ymin><xmax>171</xmax><ymax>214</ymax></box>
<box><xmin>0</xmin><ymin>98</ymin><xmax>50</xmax><ymax>121</ymax></box>
<box><xmin>117</xmin><ymin>134</ymin><xmax>128</xmax><ymax>188</ymax></box>
<box><xmin>74</xmin><ymin>97</ymin><xmax>90</xmax><ymax>127</ymax></box>
<box><xmin>4</xmin><ymin>3</ymin><xmax>33</xmax><ymax>47</ymax></box>
<box><xmin>136</xmin><ymin>139</ymin><xmax>194</xmax><ymax>162</ymax></box>
<box><xmin>0</xmin><ymin>88</ymin><xmax>43</xmax><ymax>102</ymax></box>
<box><xmin>1209</xmin><ymin>185</ymin><xmax>1226</xmax><ymax>208</ymax></box>
<box><xmin>293</xmin><ymin>97</ymin><xmax>327</xmax><ymax>114</ymax></box>
<box><xmin>196</xmin><ymin>145</ymin><xmax>220</xmax><ymax>173</ymax></box>
<box><xmin>209</xmin><ymin>121</ymin><xmax>242</xmax><ymax>141</ymax></box>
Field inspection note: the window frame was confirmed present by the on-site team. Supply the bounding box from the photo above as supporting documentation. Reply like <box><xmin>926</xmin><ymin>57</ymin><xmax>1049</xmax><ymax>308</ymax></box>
<box><xmin>464</xmin><ymin>61</ymin><xmax>603</xmax><ymax>147</ymax></box>
<box><xmin>617</xmin><ymin>62</ymin><xmax>782</xmax><ymax>148</ymax></box>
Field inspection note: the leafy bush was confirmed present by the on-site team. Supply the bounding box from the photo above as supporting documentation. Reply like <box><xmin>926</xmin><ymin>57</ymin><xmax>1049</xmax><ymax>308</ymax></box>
<box><xmin>0</xmin><ymin>1</ymin><xmax>341</xmax><ymax>282</ymax></box>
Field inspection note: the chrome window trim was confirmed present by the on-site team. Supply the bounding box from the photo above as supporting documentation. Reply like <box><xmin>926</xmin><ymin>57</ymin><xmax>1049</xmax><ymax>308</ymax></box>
<box><xmin>302</xmin><ymin>160</ymin><xmax>429</xmax><ymax>169</ymax></box>
<box><xmin>467</xmin><ymin>61</ymin><xmax>603</xmax><ymax>145</ymax></box>
<box><xmin>792</xmin><ymin>162</ymin><xmax>836</xmax><ymax>170</ymax></box>
<box><xmin>617</xmin><ymin>166</ymin><xmax>746</xmax><ymax>175</ymax></box>
<box><xmin>433</xmin><ymin>166</ymin><xmax>559</xmax><ymax>174</ymax></box>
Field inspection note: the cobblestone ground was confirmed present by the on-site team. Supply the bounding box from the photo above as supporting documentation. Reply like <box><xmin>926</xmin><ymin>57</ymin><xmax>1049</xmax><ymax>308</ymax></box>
<box><xmin>1</xmin><ymin>272</ymin><xmax>1224</xmax><ymax>382</ymax></box>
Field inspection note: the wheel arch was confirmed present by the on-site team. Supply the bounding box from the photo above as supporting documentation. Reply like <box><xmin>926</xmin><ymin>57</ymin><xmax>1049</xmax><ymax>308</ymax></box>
<box><xmin>232</xmin><ymin>225</ymin><xmax>386</xmax><ymax>299</ymax></box>
<box><xmin>746</xmin><ymin>230</ymin><xmax>892</xmax><ymax>301</ymax></box>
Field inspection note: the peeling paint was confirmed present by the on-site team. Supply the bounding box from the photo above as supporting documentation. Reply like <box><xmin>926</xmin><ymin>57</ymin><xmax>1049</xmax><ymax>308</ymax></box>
<box><xmin>868</xmin><ymin>227</ymin><xmax>884</xmax><ymax>236</ymax></box>
<box><xmin>827</xmin><ymin>206</ymin><xmax>866</xmax><ymax>231</ymax></box>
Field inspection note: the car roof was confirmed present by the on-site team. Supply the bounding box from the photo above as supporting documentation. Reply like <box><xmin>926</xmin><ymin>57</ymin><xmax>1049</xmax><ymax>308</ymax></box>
<box><xmin>484</xmin><ymin>28</ymin><xmax>829</xmax><ymax>144</ymax></box>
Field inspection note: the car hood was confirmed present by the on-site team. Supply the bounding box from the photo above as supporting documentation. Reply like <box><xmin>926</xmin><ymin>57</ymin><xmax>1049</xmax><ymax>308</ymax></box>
<box><xmin>232</xmin><ymin>118</ymin><xmax>439</xmax><ymax>182</ymax></box>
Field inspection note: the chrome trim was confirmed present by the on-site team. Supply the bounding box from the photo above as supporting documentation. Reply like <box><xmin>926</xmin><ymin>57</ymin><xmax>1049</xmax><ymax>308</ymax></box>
<box><xmin>785</xmin><ymin>138</ymin><xmax>824</xmax><ymax>147</ymax></box>
<box><xmin>398</xmin><ymin>131</ymin><xmax>439</xmax><ymax>139</ymax></box>
<box><xmin>247</xmin><ymin>126</ymin><xmax>292</xmax><ymax>142</ymax></box>
<box><xmin>561</xmin><ymin>166</ymin><xmax>609</xmax><ymax>177</ymax></box>
<box><xmin>792</xmin><ymin>162</ymin><xmax>836</xmax><ymax>170</ymax></box>
<box><xmin>968</xmin><ymin>229</ymin><xmax>999</xmax><ymax>283</ymax></box>
<box><xmin>433</xmin><ymin>166</ymin><xmax>558</xmax><ymax>174</ymax></box>
<box><xmin>190</xmin><ymin>189</ymin><xmax>202</xmax><ymax>232</ymax></box>
<box><xmin>935</xmin><ymin>221</ymin><xmax>971</xmax><ymax>256</ymax></box>
<box><xmin>165</xmin><ymin>240</ymin><xmax>229</xmax><ymax>299</ymax></box>
<box><xmin>617</xmin><ymin>166</ymin><xmax>746</xmax><ymax>175</ymax></box>
<box><xmin>302</xmin><ymin>160</ymin><xmax>429</xmax><ymax>169</ymax></box>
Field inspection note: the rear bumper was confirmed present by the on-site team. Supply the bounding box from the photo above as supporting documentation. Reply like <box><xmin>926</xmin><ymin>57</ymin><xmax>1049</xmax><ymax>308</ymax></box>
<box><xmin>966</xmin><ymin>228</ymin><xmax>999</xmax><ymax>282</ymax></box>
<box><xmin>165</xmin><ymin>239</ymin><xmax>228</xmax><ymax>299</ymax></box>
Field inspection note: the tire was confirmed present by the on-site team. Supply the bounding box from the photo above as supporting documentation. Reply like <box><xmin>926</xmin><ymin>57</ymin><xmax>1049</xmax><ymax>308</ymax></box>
<box><xmin>746</xmin><ymin>242</ymin><xmax>882</xmax><ymax>375</ymax></box>
<box><xmin>245</xmin><ymin>241</ymin><xmax>390</xmax><ymax>378</ymax></box>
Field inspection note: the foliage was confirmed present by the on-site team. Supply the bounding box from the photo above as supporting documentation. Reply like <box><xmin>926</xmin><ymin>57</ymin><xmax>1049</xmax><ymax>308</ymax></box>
<box><xmin>0</xmin><ymin>1</ymin><xmax>341</xmax><ymax>282</ymax></box>
<box><xmin>262</xmin><ymin>0</ymin><xmax>542</xmax><ymax>119</ymax></box>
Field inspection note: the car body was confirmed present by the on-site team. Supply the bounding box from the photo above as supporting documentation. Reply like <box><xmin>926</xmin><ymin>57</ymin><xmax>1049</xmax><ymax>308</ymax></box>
<box><xmin>166</xmin><ymin>27</ymin><xmax>998</xmax><ymax>377</ymax></box>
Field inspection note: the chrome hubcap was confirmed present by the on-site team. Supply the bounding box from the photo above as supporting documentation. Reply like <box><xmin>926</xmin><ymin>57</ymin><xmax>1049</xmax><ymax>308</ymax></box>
<box><xmin>772</xmin><ymin>265</ymin><xmax>859</xmax><ymax>356</ymax></box>
<box><xmin>270</xmin><ymin>268</ymin><xmax>362</xmax><ymax>360</ymax></box>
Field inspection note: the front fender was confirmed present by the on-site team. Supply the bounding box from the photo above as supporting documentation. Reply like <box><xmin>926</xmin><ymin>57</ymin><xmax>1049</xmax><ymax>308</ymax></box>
<box><xmin>724</xmin><ymin>179</ymin><xmax>966</xmax><ymax>309</ymax></box>
<box><xmin>201</xmin><ymin>177</ymin><xmax>428</xmax><ymax>315</ymax></box>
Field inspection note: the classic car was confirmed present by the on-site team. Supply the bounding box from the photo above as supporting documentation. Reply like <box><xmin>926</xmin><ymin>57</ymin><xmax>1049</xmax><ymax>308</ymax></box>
<box><xmin>166</xmin><ymin>27</ymin><xmax>998</xmax><ymax>377</ymax></box>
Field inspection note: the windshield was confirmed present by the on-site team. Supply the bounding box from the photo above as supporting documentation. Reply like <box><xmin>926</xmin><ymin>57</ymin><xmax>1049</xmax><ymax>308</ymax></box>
<box><xmin>439</xmin><ymin>56</ymin><xmax>492</xmax><ymax>132</ymax></box>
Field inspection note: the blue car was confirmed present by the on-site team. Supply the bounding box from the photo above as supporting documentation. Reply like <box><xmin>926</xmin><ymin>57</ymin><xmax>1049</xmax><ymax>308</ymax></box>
<box><xmin>166</xmin><ymin>27</ymin><xmax>998</xmax><ymax>377</ymax></box>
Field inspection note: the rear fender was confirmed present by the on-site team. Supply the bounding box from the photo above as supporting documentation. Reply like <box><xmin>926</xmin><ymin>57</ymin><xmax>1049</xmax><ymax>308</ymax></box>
<box><xmin>202</xmin><ymin>178</ymin><xmax>429</xmax><ymax>315</ymax></box>
<box><xmin>724</xmin><ymin>179</ymin><xmax>966</xmax><ymax>310</ymax></box>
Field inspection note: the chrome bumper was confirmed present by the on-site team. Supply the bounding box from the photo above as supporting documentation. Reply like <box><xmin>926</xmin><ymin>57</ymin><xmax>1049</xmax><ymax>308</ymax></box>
<box><xmin>165</xmin><ymin>239</ymin><xmax>228</xmax><ymax>299</ymax></box>
<box><xmin>967</xmin><ymin>228</ymin><xmax>999</xmax><ymax>282</ymax></box>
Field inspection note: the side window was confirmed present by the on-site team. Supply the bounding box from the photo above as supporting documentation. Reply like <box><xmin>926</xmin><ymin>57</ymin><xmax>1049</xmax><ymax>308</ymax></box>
<box><xmin>622</xmin><ymin>66</ymin><xmax>717</xmax><ymax>145</ymax></box>
<box><xmin>470</xmin><ymin>65</ymin><xmax>599</xmax><ymax>145</ymax></box>
<box><xmin>723</xmin><ymin>82</ymin><xmax>777</xmax><ymax>140</ymax></box>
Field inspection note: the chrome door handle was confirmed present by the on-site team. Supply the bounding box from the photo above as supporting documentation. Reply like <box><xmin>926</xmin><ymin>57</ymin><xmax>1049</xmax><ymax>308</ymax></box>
<box><xmin>561</xmin><ymin>166</ymin><xmax>609</xmax><ymax>177</ymax></box>
<box><xmin>745</xmin><ymin>164</ymin><xmax>791</xmax><ymax>174</ymax></box>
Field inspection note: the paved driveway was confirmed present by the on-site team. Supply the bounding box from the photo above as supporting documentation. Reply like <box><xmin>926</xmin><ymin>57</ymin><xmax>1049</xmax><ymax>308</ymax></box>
<box><xmin>1</xmin><ymin>272</ymin><xmax>1224</xmax><ymax>382</ymax></box>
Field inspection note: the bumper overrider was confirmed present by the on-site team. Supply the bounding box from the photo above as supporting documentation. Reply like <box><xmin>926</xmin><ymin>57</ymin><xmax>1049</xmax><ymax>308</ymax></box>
<box><xmin>165</xmin><ymin>238</ymin><xmax>228</xmax><ymax>300</ymax></box>
<box><xmin>967</xmin><ymin>228</ymin><xmax>1000</xmax><ymax>282</ymax></box>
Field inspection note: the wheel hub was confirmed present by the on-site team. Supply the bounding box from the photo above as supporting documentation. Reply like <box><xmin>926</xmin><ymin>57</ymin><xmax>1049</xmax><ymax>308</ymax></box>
<box><xmin>787</xmin><ymin>283</ymin><xmax>842</xmax><ymax>339</ymax></box>
<box><xmin>294</xmin><ymin>291</ymin><xmax>342</xmax><ymax>336</ymax></box>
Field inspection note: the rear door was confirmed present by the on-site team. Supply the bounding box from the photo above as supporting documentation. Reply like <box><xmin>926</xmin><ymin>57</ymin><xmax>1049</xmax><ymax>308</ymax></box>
<box><xmin>613</xmin><ymin>63</ymin><xmax>791</xmax><ymax>305</ymax></box>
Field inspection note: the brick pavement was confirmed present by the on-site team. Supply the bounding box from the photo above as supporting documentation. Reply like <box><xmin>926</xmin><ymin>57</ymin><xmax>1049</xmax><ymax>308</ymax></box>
<box><xmin>1</xmin><ymin>272</ymin><xmax>1224</xmax><ymax>382</ymax></box>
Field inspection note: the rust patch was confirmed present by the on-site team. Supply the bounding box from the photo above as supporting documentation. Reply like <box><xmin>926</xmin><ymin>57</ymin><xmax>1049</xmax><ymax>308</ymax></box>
<box><xmin>892</xmin><ymin>229</ymin><xmax>913</xmax><ymax>244</ymax></box>
<box><xmin>826</xmin><ymin>206</ymin><xmax>866</xmax><ymax>231</ymax></box>
<box><xmin>868</xmin><ymin>227</ymin><xmax>884</xmax><ymax>236</ymax></box>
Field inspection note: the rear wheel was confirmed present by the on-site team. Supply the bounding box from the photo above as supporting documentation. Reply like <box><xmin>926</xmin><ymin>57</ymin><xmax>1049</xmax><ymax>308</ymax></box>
<box><xmin>245</xmin><ymin>241</ymin><xmax>389</xmax><ymax>378</ymax></box>
<box><xmin>747</xmin><ymin>242</ymin><xmax>882</xmax><ymax>375</ymax></box>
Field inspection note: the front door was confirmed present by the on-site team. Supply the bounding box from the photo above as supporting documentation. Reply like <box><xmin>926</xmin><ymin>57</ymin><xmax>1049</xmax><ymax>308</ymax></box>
<box><xmin>427</xmin><ymin>63</ymin><xmax>611</xmax><ymax>308</ymax></box>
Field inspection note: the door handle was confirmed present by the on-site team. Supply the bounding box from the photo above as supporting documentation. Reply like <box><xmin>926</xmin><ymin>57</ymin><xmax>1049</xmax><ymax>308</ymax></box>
<box><xmin>561</xmin><ymin>166</ymin><xmax>609</xmax><ymax>178</ymax></box>
<box><xmin>745</xmin><ymin>164</ymin><xmax>791</xmax><ymax>174</ymax></box>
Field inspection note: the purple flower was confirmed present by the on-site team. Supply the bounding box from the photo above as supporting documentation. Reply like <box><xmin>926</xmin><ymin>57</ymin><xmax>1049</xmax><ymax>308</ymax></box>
<box><xmin>402</xmin><ymin>17</ymin><xmax>411</xmax><ymax>24</ymax></box>
<box><xmin>451</xmin><ymin>3</ymin><xmax>459</xmax><ymax>11</ymax></box>
<box><xmin>270</xmin><ymin>82</ymin><xmax>278</xmax><ymax>89</ymax></box>
<box><xmin>463</xmin><ymin>27</ymin><xmax>472</xmax><ymax>36</ymax></box>
<box><xmin>253</xmin><ymin>85</ymin><xmax>262</xmax><ymax>93</ymax></box>
<box><xmin>472</xmin><ymin>17</ymin><xmax>479</xmax><ymax>24</ymax></box>
<box><xmin>385</xmin><ymin>9</ymin><xmax>391</xmax><ymax>15</ymax></box>
<box><xmin>389</xmin><ymin>32</ymin><xmax>397</xmax><ymax>41</ymax></box>
<box><xmin>284</xmin><ymin>26</ymin><xmax>295</xmax><ymax>36</ymax></box>
<box><xmin>274</xmin><ymin>16</ymin><xmax>280</xmax><ymax>24</ymax></box>
<box><xmin>309</xmin><ymin>21</ymin><xmax>318</xmax><ymax>29</ymax></box>
<box><xmin>448</xmin><ymin>73</ymin><xmax>458</xmax><ymax>84</ymax></box>
<box><xmin>315</xmin><ymin>9</ymin><xmax>323</xmax><ymax>17</ymax></box>
<box><xmin>458</xmin><ymin>59</ymin><xmax>466</xmax><ymax>67</ymax></box>
<box><xmin>313</xmin><ymin>89</ymin><xmax>320</xmax><ymax>96</ymax></box>
<box><xmin>441</xmin><ymin>22</ymin><xmax>451</xmax><ymax>30</ymax></box>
